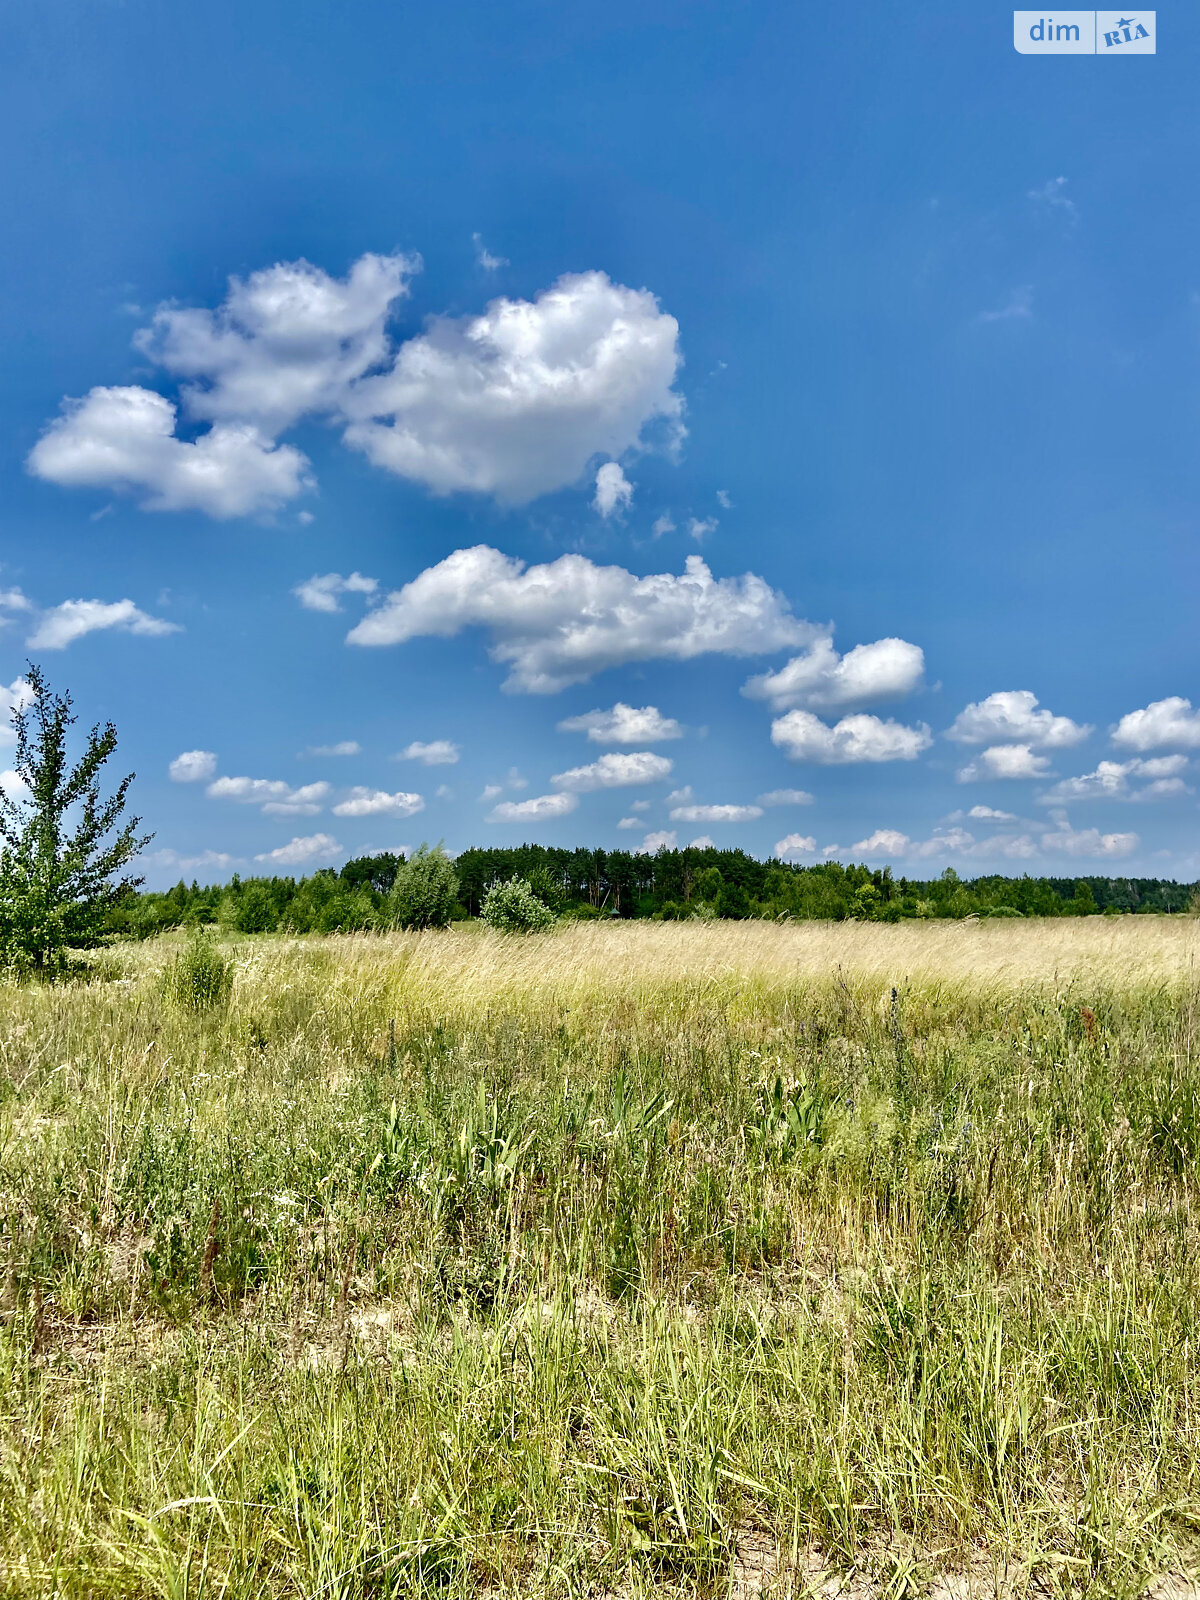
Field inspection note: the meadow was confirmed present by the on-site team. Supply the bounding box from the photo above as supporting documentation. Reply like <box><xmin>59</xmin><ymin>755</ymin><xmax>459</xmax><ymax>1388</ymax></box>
<box><xmin>1</xmin><ymin>918</ymin><xmax>1199</xmax><ymax>1598</ymax></box>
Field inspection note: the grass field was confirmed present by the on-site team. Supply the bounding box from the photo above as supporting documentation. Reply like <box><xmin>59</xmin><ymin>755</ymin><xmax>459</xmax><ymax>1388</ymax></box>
<box><xmin>2</xmin><ymin>919</ymin><xmax>1199</xmax><ymax>1598</ymax></box>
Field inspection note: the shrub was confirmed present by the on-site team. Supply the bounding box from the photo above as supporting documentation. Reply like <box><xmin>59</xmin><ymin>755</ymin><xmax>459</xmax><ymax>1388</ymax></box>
<box><xmin>388</xmin><ymin>845</ymin><xmax>459</xmax><ymax>930</ymax></box>
<box><xmin>163</xmin><ymin>931</ymin><xmax>232</xmax><ymax>1013</ymax></box>
<box><xmin>479</xmin><ymin>877</ymin><xmax>556</xmax><ymax>933</ymax></box>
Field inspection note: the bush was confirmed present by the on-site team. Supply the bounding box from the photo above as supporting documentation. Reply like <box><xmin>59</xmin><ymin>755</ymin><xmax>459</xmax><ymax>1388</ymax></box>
<box><xmin>388</xmin><ymin>845</ymin><xmax>459</xmax><ymax>930</ymax></box>
<box><xmin>479</xmin><ymin>877</ymin><xmax>556</xmax><ymax>933</ymax></box>
<box><xmin>163</xmin><ymin>932</ymin><xmax>232</xmax><ymax>1013</ymax></box>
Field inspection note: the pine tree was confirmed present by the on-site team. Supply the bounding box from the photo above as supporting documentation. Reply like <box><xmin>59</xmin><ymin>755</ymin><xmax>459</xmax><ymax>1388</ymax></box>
<box><xmin>0</xmin><ymin>665</ymin><xmax>150</xmax><ymax>974</ymax></box>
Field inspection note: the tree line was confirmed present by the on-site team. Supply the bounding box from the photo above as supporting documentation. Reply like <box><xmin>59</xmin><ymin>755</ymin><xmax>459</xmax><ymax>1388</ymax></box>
<box><xmin>109</xmin><ymin>843</ymin><xmax>1198</xmax><ymax>939</ymax></box>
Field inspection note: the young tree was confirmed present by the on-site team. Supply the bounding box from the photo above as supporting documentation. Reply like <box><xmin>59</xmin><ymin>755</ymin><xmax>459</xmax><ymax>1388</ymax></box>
<box><xmin>388</xmin><ymin>844</ymin><xmax>460</xmax><ymax>930</ymax></box>
<box><xmin>0</xmin><ymin>665</ymin><xmax>150</xmax><ymax>975</ymax></box>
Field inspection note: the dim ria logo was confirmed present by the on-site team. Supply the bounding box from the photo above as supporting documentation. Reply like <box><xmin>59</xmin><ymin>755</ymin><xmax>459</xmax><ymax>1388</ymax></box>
<box><xmin>1013</xmin><ymin>10</ymin><xmax>1156</xmax><ymax>51</ymax></box>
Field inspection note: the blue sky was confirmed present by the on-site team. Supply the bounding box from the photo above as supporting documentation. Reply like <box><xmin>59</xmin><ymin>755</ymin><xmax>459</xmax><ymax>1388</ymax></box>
<box><xmin>2</xmin><ymin>0</ymin><xmax>1198</xmax><ymax>884</ymax></box>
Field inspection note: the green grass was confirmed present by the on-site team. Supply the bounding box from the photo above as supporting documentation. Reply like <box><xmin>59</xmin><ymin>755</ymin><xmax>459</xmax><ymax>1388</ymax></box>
<box><xmin>0</xmin><ymin>922</ymin><xmax>1198</xmax><ymax>1597</ymax></box>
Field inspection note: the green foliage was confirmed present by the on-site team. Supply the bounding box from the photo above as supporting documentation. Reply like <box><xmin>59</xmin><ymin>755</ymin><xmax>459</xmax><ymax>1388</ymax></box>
<box><xmin>387</xmin><ymin>844</ymin><xmax>459</xmax><ymax>930</ymax></box>
<box><xmin>479</xmin><ymin>875</ymin><xmax>556</xmax><ymax>932</ymax></box>
<box><xmin>161</xmin><ymin>930</ymin><xmax>233</xmax><ymax>1013</ymax></box>
<box><xmin>0</xmin><ymin>664</ymin><xmax>149</xmax><ymax>976</ymax></box>
<box><xmin>233</xmin><ymin>882</ymin><xmax>278</xmax><ymax>934</ymax></box>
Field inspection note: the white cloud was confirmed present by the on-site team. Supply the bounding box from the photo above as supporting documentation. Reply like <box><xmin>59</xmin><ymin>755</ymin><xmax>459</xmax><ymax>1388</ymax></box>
<box><xmin>435</xmin><ymin>784</ymin><xmax>453</xmax><ymax>800</ymax></box>
<box><xmin>341</xmin><ymin>271</ymin><xmax>683</xmax><ymax>502</ymax></box>
<box><xmin>169</xmin><ymin>750</ymin><xmax>218</xmax><ymax>783</ymax></box>
<box><xmin>688</xmin><ymin>517</ymin><xmax>717</xmax><ymax>541</ymax></box>
<box><xmin>652</xmin><ymin>513</ymin><xmax>676</xmax><ymax>538</ymax></box>
<box><xmin>207</xmin><ymin>776</ymin><xmax>331</xmax><ymax>815</ymax></box>
<box><xmin>28</xmin><ymin>387</ymin><xmax>312</xmax><ymax>517</ymax></box>
<box><xmin>301</xmin><ymin>740</ymin><xmax>361</xmax><ymax>757</ymax></box>
<box><xmin>1039</xmin><ymin>755</ymin><xmax>1190</xmax><ymax>804</ymax></box>
<box><xmin>771</xmin><ymin>710</ymin><xmax>932</xmax><ymax>764</ymax></box>
<box><xmin>979</xmin><ymin>286</ymin><xmax>1033</xmax><ymax>323</ymax></box>
<box><xmin>0</xmin><ymin>677</ymin><xmax>34</xmax><ymax>748</ymax></box>
<box><xmin>479</xmin><ymin>784</ymin><xmax>503</xmax><ymax>802</ymax></box>
<box><xmin>774</xmin><ymin>834</ymin><xmax>817</xmax><ymax>859</ymax></box>
<box><xmin>744</xmin><ymin>636</ymin><xmax>925</xmax><ymax>712</ymax></box>
<box><xmin>397</xmin><ymin>739</ymin><xmax>460</xmax><ymax>766</ymax></box>
<box><xmin>148</xmin><ymin>847</ymin><xmax>239</xmax><ymax>872</ymax></box>
<box><xmin>0</xmin><ymin>769</ymin><xmax>32</xmax><ymax>804</ymax></box>
<box><xmin>557</xmin><ymin>702</ymin><xmax>682</xmax><ymax>744</ymax></box>
<box><xmin>1028</xmin><ymin>176</ymin><xmax>1077</xmax><ymax>223</ymax></box>
<box><xmin>551</xmin><ymin>750</ymin><xmax>673</xmax><ymax>792</ymax></box>
<box><xmin>27</xmin><ymin>597</ymin><xmax>180</xmax><ymax>650</ymax></box>
<box><xmin>757</xmin><ymin>788</ymin><xmax>814</xmax><ymax>807</ymax></box>
<box><xmin>957</xmin><ymin>744</ymin><xmax>1051</xmax><ymax>782</ymax></box>
<box><xmin>967</xmin><ymin>804</ymin><xmax>1017</xmax><ymax>821</ymax></box>
<box><xmin>254</xmin><ymin>832</ymin><xmax>341</xmax><ymax>866</ymax></box>
<box><xmin>688</xmin><ymin>835</ymin><xmax>716</xmax><ymax>849</ymax></box>
<box><xmin>293</xmin><ymin>571</ymin><xmax>378</xmax><ymax>613</ymax></box>
<box><xmin>0</xmin><ymin>589</ymin><xmax>31</xmax><ymax>614</ymax></box>
<box><xmin>638</xmin><ymin>830</ymin><xmax>677</xmax><ymax>853</ymax></box>
<box><xmin>134</xmin><ymin>252</ymin><xmax>418</xmax><ymax>434</ymax></box>
<box><xmin>346</xmin><ymin>546</ymin><xmax>815</xmax><ymax>693</ymax></box>
<box><xmin>488</xmin><ymin>791</ymin><xmax>579</xmax><ymax>823</ymax></box>
<box><xmin>1040</xmin><ymin>812</ymin><xmax>1138</xmax><ymax>858</ymax></box>
<box><xmin>472</xmin><ymin>234</ymin><xmax>508</xmax><ymax>272</ymax></box>
<box><xmin>593</xmin><ymin>462</ymin><xmax>633</xmax><ymax>518</ymax></box>
<box><xmin>1111</xmin><ymin>697</ymin><xmax>1200</xmax><ymax>752</ymax></box>
<box><xmin>630</xmin><ymin>799</ymin><xmax>651</xmax><ymax>812</ymax></box>
<box><xmin>665</xmin><ymin>786</ymin><xmax>693</xmax><ymax>805</ymax></box>
<box><xmin>331</xmin><ymin>787</ymin><xmax>424</xmax><ymax>818</ymax></box>
<box><xmin>716</xmin><ymin>490</ymin><xmax>732</xmax><ymax>510</ymax></box>
<box><xmin>669</xmin><ymin>802</ymin><xmax>763</xmax><ymax>823</ymax></box>
<box><xmin>946</xmin><ymin>690</ymin><xmax>1089</xmax><ymax>749</ymax></box>
<box><xmin>616</xmin><ymin>816</ymin><xmax>640</xmax><ymax>830</ymax></box>
<box><xmin>850</xmin><ymin>828</ymin><xmax>914</xmax><ymax>857</ymax></box>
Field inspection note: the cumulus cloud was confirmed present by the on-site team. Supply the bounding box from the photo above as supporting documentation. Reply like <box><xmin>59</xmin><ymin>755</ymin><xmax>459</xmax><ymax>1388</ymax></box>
<box><xmin>774</xmin><ymin>834</ymin><xmax>817</xmax><ymax>859</ymax></box>
<box><xmin>347</xmin><ymin>546</ymin><xmax>815</xmax><ymax>693</ymax></box>
<box><xmin>616</xmin><ymin>816</ymin><xmax>641</xmax><ymax>830</ymax></box>
<box><xmin>301</xmin><ymin>740</ymin><xmax>361</xmax><ymax>757</ymax></box>
<box><xmin>827</xmin><ymin>825</ymin><xmax>1036</xmax><ymax>863</ymax></box>
<box><xmin>207</xmin><ymin>776</ymin><xmax>331</xmax><ymax>816</ymax></box>
<box><xmin>396</xmin><ymin>740</ymin><xmax>460</xmax><ymax>765</ymax></box>
<box><xmin>652</xmin><ymin>513</ymin><xmax>676</xmax><ymax>538</ymax></box>
<box><xmin>771</xmin><ymin>710</ymin><xmax>932</xmax><ymax>764</ymax></box>
<box><xmin>638</xmin><ymin>830</ymin><xmax>677</xmax><ymax>853</ymax></box>
<box><xmin>294</xmin><ymin>572</ymin><xmax>378</xmax><ymax>613</ymax></box>
<box><xmin>148</xmin><ymin>847</ymin><xmax>239</xmax><ymax>872</ymax></box>
<box><xmin>1039</xmin><ymin>755</ymin><xmax>1190</xmax><ymax>804</ymax></box>
<box><xmin>28</xmin><ymin>387</ymin><xmax>313</xmax><ymax>517</ymax></box>
<box><xmin>1040</xmin><ymin>812</ymin><xmax>1138</xmax><ymax>858</ymax></box>
<box><xmin>956</xmin><ymin>745</ymin><xmax>1051</xmax><ymax>782</ymax></box>
<box><xmin>593</xmin><ymin>462</ymin><xmax>633</xmax><ymax>518</ymax></box>
<box><xmin>946</xmin><ymin>690</ymin><xmax>1089</xmax><ymax>749</ymax></box>
<box><xmin>688</xmin><ymin>517</ymin><xmax>717</xmax><ymax>541</ymax></box>
<box><xmin>169</xmin><ymin>750</ymin><xmax>218</xmax><ymax>783</ymax></box>
<box><xmin>342</xmin><ymin>271</ymin><xmax>683</xmax><ymax>502</ymax></box>
<box><xmin>0</xmin><ymin>589</ymin><xmax>31</xmax><ymax>615</ymax></box>
<box><xmin>254</xmin><ymin>832</ymin><xmax>341</xmax><ymax>866</ymax></box>
<box><xmin>0</xmin><ymin>678</ymin><xmax>35</xmax><ymax>747</ymax></box>
<box><xmin>688</xmin><ymin>835</ymin><xmax>716</xmax><ymax>849</ymax></box>
<box><xmin>557</xmin><ymin>702</ymin><xmax>682</xmax><ymax>744</ymax></box>
<box><xmin>744</xmin><ymin>636</ymin><xmax>925</xmax><ymax>713</ymax></box>
<box><xmin>488</xmin><ymin>791</ymin><xmax>578</xmax><ymax>823</ymax></box>
<box><xmin>27</xmin><ymin>597</ymin><xmax>180</xmax><ymax>650</ymax></box>
<box><xmin>331</xmin><ymin>788</ymin><xmax>424</xmax><ymax>818</ymax></box>
<box><xmin>551</xmin><ymin>751</ymin><xmax>673</xmax><ymax>792</ymax></box>
<box><xmin>669</xmin><ymin>802</ymin><xmax>763</xmax><ymax>823</ymax></box>
<box><xmin>967</xmin><ymin>804</ymin><xmax>1017</xmax><ymax>821</ymax></box>
<box><xmin>134</xmin><ymin>253</ymin><xmax>418</xmax><ymax>433</ymax></box>
<box><xmin>1111</xmin><ymin>697</ymin><xmax>1200</xmax><ymax>752</ymax></box>
<box><xmin>757</xmin><ymin>788</ymin><xmax>814</xmax><ymax>807</ymax></box>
